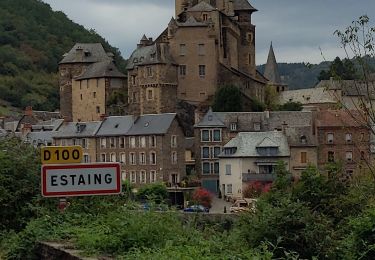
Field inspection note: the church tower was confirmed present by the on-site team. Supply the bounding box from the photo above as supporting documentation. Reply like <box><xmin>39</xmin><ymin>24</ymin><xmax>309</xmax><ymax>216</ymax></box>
<box><xmin>264</xmin><ymin>42</ymin><xmax>288</xmax><ymax>92</ymax></box>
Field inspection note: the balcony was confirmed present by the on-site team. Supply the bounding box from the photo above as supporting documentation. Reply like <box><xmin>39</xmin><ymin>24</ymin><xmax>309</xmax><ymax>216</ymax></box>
<box><xmin>242</xmin><ymin>173</ymin><xmax>276</xmax><ymax>182</ymax></box>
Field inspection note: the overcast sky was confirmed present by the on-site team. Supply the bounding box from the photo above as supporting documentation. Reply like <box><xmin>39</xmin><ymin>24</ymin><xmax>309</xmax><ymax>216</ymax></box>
<box><xmin>43</xmin><ymin>0</ymin><xmax>375</xmax><ymax>65</ymax></box>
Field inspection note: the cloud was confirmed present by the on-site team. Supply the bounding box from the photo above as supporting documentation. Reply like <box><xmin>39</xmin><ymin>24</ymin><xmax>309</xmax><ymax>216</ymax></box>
<box><xmin>43</xmin><ymin>0</ymin><xmax>375</xmax><ymax>64</ymax></box>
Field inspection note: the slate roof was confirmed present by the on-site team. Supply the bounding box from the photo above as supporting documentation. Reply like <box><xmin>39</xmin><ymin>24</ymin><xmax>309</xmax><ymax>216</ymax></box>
<box><xmin>127</xmin><ymin>113</ymin><xmax>177</xmax><ymax>136</ymax></box>
<box><xmin>53</xmin><ymin>121</ymin><xmax>102</xmax><ymax>138</ymax></box>
<box><xmin>220</xmin><ymin>131</ymin><xmax>290</xmax><ymax>158</ymax></box>
<box><xmin>285</xmin><ymin>126</ymin><xmax>317</xmax><ymax>147</ymax></box>
<box><xmin>316</xmin><ymin>80</ymin><xmax>375</xmax><ymax>98</ymax></box>
<box><xmin>26</xmin><ymin>131</ymin><xmax>54</xmax><ymax>146</ymax></box>
<box><xmin>75</xmin><ymin>60</ymin><xmax>126</xmax><ymax>80</ymax></box>
<box><xmin>316</xmin><ymin>110</ymin><xmax>368</xmax><ymax>128</ymax></box>
<box><xmin>126</xmin><ymin>43</ymin><xmax>177</xmax><ymax>70</ymax></box>
<box><xmin>233</xmin><ymin>0</ymin><xmax>257</xmax><ymax>11</ymax></box>
<box><xmin>96</xmin><ymin>116</ymin><xmax>134</xmax><ymax>137</ymax></box>
<box><xmin>268</xmin><ymin>111</ymin><xmax>313</xmax><ymax>129</ymax></box>
<box><xmin>257</xmin><ymin>137</ymin><xmax>279</xmax><ymax>147</ymax></box>
<box><xmin>264</xmin><ymin>43</ymin><xmax>282</xmax><ymax>84</ymax></box>
<box><xmin>60</xmin><ymin>43</ymin><xmax>112</xmax><ymax>64</ymax></box>
<box><xmin>188</xmin><ymin>1</ymin><xmax>216</xmax><ymax>12</ymax></box>
<box><xmin>278</xmin><ymin>87</ymin><xmax>337</xmax><ymax>105</ymax></box>
<box><xmin>194</xmin><ymin>108</ymin><xmax>225</xmax><ymax>128</ymax></box>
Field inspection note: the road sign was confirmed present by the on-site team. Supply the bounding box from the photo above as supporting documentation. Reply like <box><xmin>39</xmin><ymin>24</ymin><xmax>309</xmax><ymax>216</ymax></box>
<box><xmin>41</xmin><ymin>163</ymin><xmax>121</xmax><ymax>197</ymax></box>
<box><xmin>41</xmin><ymin>146</ymin><xmax>83</xmax><ymax>164</ymax></box>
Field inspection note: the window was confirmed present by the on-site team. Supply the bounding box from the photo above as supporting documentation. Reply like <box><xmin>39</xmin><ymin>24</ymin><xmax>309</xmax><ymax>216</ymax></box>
<box><xmin>213</xmin><ymin>147</ymin><xmax>221</xmax><ymax>158</ymax></box>
<box><xmin>202</xmin><ymin>162</ymin><xmax>210</xmax><ymax>174</ymax></box>
<box><xmin>202</xmin><ymin>147</ymin><xmax>210</xmax><ymax>159</ymax></box>
<box><xmin>96</xmin><ymin>106</ymin><xmax>100</xmax><ymax>113</ymax></box>
<box><xmin>213</xmin><ymin>162</ymin><xmax>219</xmax><ymax>174</ymax></box>
<box><xmin>201</xmin><ymin>130</ymin><xmax>210</xmax><ymax>142</ymax></box>
<box><xmin>101</xmin><ymin>138</ymin><xmax>107</xmax><ymax>148</ymax></box>
<box><xmin>225</xmin><ymin>164</ymin><xmax>231</xmax><ymax>175</ymax></box>
<box><xmin>179</xmin><ymin>44</ymin><xmax>186</xmax><ymax>56</ymax></box>
<box><xmin>248</xmin><ymin>54</ymin><xmax>252</xmax><ymax>65</ymax></box>
<box><xmin>198</xmin><ymin>44</ymin><xmax>205</xmax><ymax>55</ymax></box>
<box><xmin>140</xmin><ymin>170</ymin><xmax>146</xmax><ymax>183</ymax></box>
<box><xmin>100</xmin><ymin>153</ymin><xmax>106</xmax><ymax>162</ymax></box>
<box><xmin>119</xmin><ymin>137</ymin><xmax>125</xmax><ymax>148</ymax></box>
<box><xmin>72</xmin><ymin>138</ymin><xmax>78</xmax><ymax>146</ymax></box>
<box><xmin>327</xmin><ymin>133</ymin><xmax>334</xmax><ymax>144</ymax></box>
<box><xmin>131</xmin><ymin>75</ymin><xmax>136</xmax><ymax>85</ymax></box>
<box><xmin>346</xmin><ymin>133</ymin><xmax>352</xmax><ymax>143</ymax></box>
<box><xmin>230</xmin><ymin>123</ymin><xmax>237</xmax><ymax>131</ymax></box>
<box><xmin>130</xmin><ymin>171</ymin><xmax>136</xmax><ymax>183</ymax></box>
<box><xmin>120</xmin><ymin>153</ymin><xmax>126</xmax><ymax>164</ymax></box>
<box><xmin>179</xmin><ymin>65</ymin><xmax>186</xmax><ymax>76</ymax></box>
<box><xmin>110</xmin><ymin>153</ymin><xmax>116</xmax><ymax>162</ymax></box>
<box><xmin>139</xmin><ymin>152</ymin><xmax>146</xmax><ymax>165</ymax></box>
<box><xmin>150</xmin><ymin>170</ymin><xmax>156</xmax><ymax>183</ymax></box>
<box><xmin>147</xmin><ymin>66</ymin><xmax>152</xmax><ymax>77</ymax></box>
<box><xmin>121</xmin><ymin>171</ymin><xmax>126</xmax><ymax>181</ymax></box>
<box><xmin>80</xmin><ymin>94</ymin><xmax>83</xmax><ymax>100</ymax></box>
<box><xmin>300</xmin><ymin>136</ymin><xmax>307</xmax><ymax>144</ymax></box>
<box><xmin>227</xmin><ymin>184</ymin><xmax>232</xmax><ymax>194</ymax></box>
<box><xmin>83</xmin><ymin>154</ymin><xmax>89</xmax><ymax>163</ymax></box>
<box><xmin>213</xmin><ymin>130</ymin><xmax>221</xmax><ymax>142</ymax></box>
<box><xmin>110</xmin><ymin>137</ymin><xmax>116</xmax><ymax>148</ymax></box>
<box><xmin>147</xmin><ymin>89</ymin><xmax>154</xmax><ymax>100</ymax></box>
<box><xmin>93</xmin><ymin>92</ymin><xmax>96</xmax><ymax>98</ymax></box>
<box><xmin>301</xmin><ymin>152</ymin><xmax>307</xmax><ymax>163</ymax></box>
<box><xmin>140</xmin><ymin>136</ymin><xmax>146</xmax><ymax>148</ymax></box>
<box><xmin>171</xmin><ymin>135</ymin><xmax>177</xmax><ymax>148</ymax></box>
<box><xmin>202</xmin><ymin>13</ymin><xmax>208</xmax><ymax>21</ymax></box>
<box><xmin>328</xmin><ymin>151</ymin><xmax>334</xmax><ymax>162</ymax></box>
<box><xmin>254</xmin><ymin>122</ymin><xmax>261</xmax><ymax>131</ymax></box>
<box><xmin>81</xmin><ymin>138</ymin><xmax>87</xmax><ymax>148</ymax></box>
<box><xmin>129</xmin><ymin>153</ymin><xmax>136</xmax><ymax>165</ymax></box>
<box><xmin>150</xmin><ymin>152</ymin><xmax>156</xmax><ymax>165</ymax></box>
<box><xmin>171</xmin><ymin>151</ymin><xmax>177</xmax><ymax>164</ymax></box>
<box><xmin>149</xmin><ymin>136</ymin><xmax>156</xmax><ymax>147</ymax></box>
<box><xmin>199</xmin><ymin>65</ymin><xmax>206</xmax><ymax>77</ymax></box>
<box><xmin>130</xmin><ymin>137</ymin><xmax>136</xmax><ymax>148</ymax></box>
<box><xmin>346</xmin><ymin>151</ymin><xmax>353</xmax><ymax>162</ymax></box>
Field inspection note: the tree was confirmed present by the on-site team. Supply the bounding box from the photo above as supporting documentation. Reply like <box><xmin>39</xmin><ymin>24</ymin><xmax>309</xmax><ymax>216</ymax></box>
<box><xmin>192</xmin><ymin>188</ymin><xmax>213</xmax><ymax>208</ymax></box>
<box><xmin>137</xmin><ymin>183</ymin><xmax>168</xmax><ymax>203</ymax></box>
<box><xmin>213</xmin><ymin>85</ymin><xmax>243</xmax><ymax>112</ymax></box>
<box><xmin>277</xmin><ymin>101</ymin><xmax>303</xmax><ymax>111</ymax></box>
<box><xmin>318</xmin><ymin>56</ymin><xmax>358</xmax><ymax>81</ymax></box>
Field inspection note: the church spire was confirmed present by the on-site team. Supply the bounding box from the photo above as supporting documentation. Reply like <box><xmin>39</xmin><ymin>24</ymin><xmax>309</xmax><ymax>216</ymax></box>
<box><xmin>264</xmin><ymin>42</ymin><xmax>282</xmax><ymax>85</ymax></box>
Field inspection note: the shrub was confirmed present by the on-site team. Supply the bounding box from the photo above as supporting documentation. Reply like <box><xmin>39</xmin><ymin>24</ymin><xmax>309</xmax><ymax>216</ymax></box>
<box><xmin>137</xmin><ymin>183</ymin><xmax>168</xmax><ymax>203</ymax></box>
<box><xmin>192</xmin><ymin>188</ymin><xmax>213</xmax><ymax>208</ymax></box>
<box><xmin>243</xmin><ymin>181</ymin><xmax>272</xmax><ymax>198</ymax></box>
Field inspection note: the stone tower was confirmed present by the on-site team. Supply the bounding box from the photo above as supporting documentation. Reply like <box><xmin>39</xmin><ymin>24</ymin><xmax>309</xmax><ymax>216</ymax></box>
<box><xmin>264</xmin><ymin>42</ymin><xmax>288</xmax><ymax>92</ymax></box>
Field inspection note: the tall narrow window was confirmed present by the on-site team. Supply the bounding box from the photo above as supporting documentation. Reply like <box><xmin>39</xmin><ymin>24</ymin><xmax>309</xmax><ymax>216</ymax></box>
<box><xmin>140</xmin><ymin>136</ymin><xmax>146</xmax><ymax>148</ymax></box>
<box><xmin>119</xmin><ymin>137</ymin><xmax>125</xmax><ymax>148</ymax></box>
<box><xmin>328</xmin><ymin>151</ymin><xmax>334</xmax><ymax>162</ymax></box>
<box><xmin>130</xmin><ymin>137</ymin><xmax>136</xmax><ymax>148</ymax></box>
<box><xmin>171</xmin><ymin>135</ymin><xmax>177</xmax><ymax>147</ymax></box>
<box><xmin>110</xmin><ymin>153</ymin><xmax>116</xmax><ymax>162</ymax></box>
<box><xmin>140</xmin><ymin>171</ymin><xmax>146</xmax><ymax>183</ymax></box>
<box><xmin>180</xmin><ymin>44</ymin><xmax>186</xmax><ymax>56</ymax></box>
<box><xmin>179</xmin><ymin>65</ymin><xmax>186</xmax><ymax>76</ymax></box>
<box><xmin>201</xmin><ymin>130</ymin><xmax>209</xmax><ymax>142</ymax></box>
<box><xmin>202</xmin><ymin>162</ymin><xmax>210</xmax><ymax>175</ymax></box>
<box><xmin>150</xmin><ymin>170</ymin><xmax>156</xmax><ymax>183</ymax></box>
<box><xmin>129</xmin><ymin>153</ymin><xmax>136</xmax><ymax>165</ymax></box>
<box><xmin>101</xmin><ymin>138</ymin><xmax>107</xmax><ymax>148</ymax></box>
<box><xmin>100</xmin><ymin>153</ymin><xmax>106</xmax><ymax>162</ymax></box>
<box><xmin>147</xmin><ymin>66</ymin><xmax>152</xmax><ymax>77</ymax></box>
<box><xmin>202</xmin><ymin>13</ymin><xmax>208</xmax><ymax>21</ymax></box>
<box><xmin>139</xmin><ymin>152</ymin><xmax>146</xmax><ymax>165</ymax></box>
<box><xmin>225</xmin><ymin>164</ymin><xmax>232</xmax><ymax>175</ymax></box>
<box><xmin>199</xmin><ymin>65</ymin><xmax>206</xmax><ymax>77</ymax></box>
<box><xmin>327</xmin><ymin>133</ymin><xmax>334</xmax><ymax>144</ymax></box>
<box><xmin>346</xmin><ymin>133</ymin><xmax>352</xmax><ymax>143</ymax></box>
<box><xmin>147</xmin><ymin>89</ymin><xmax>154</xmax><ymax>100</ymax></box>
<box><xmin>130</xmin><ymin>171</ymin><xmax>137</xmax><ymax>183</ymax></box>
<box><xmin>120</xmin><ymin>153</ymin><xmax>126</xmax><ymax>164</ymax></box>
<box><xmin>301</xmin><ymin>152</ymin><xmax>307</xmax><ymax>163</ymax></box>
<box><xmin>110</xmin><ymin>137</ymin><xmax>116</xmax><ymax>148</ymax></box>
<box><xmin>96</xmin><ymin>106</ymin><xmax>100</xmax><ymax>113</ymax></box>
<box><xmin>150</xmin><ymin>152</ymin><xmax>156</xmax><ymax>165</ymax></box>
<box><xmin>346</xmin><ymin>151</ymin><xmax>353</xmax><ymax>162</ymax></box>
<box><xmin>171</xmin><ymin>151</ymin><xmax>177</xmax><ymax>164</ymax></box>
<box><xmin>149</xmin><ymin>136</ymin><xmax>156</xmax><ymax>147</ymax></box>
<box><xmin>202</xmin><ymin>147</ymin><xmax>210</xmax><ymax>159</ymax></box>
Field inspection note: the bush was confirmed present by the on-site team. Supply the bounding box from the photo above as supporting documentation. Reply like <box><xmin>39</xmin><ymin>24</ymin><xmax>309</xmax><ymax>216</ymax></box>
<box><xmin>192</xmin><ymin>188</ymin><xmax>213</xmax><ymax>208</ymax></box>
<box><xmin>243</xmin><ymin>181</ymin><xmax>272</xmax><ymax>198</ymax></box>
<box><xmin>137</xmin><ymin>183</ymin><xmax>168</xmax><ymax>203</ymax></box>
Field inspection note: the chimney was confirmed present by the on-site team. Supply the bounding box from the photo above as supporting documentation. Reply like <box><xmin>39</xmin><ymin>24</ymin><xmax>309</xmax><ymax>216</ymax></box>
<box><xmin>25</xmin><ymin>106</ymin><xmax>33</xmax><ymax>117</ymax></box>
<box><xmin>22</xmin><ymin>123</ymin><xmax>32</xmax><ymax>137</ymax></box>
<box><xmin>75</xmin><ymin>46</ymin><xmax>84</xmax><ymax>60</ymax></box>
<box><xmin>264</xmin><ymin>110</ymin><xmax>270</xmax><ymax>119</ymax></box>
<box><xmin>100</xmin><ymin>114</ymin><xmax>107</xmax><ymax>121</ymax></box>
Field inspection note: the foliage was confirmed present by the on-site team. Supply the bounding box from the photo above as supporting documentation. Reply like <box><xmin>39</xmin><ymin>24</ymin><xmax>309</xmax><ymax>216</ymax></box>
<box><xmin>0</xmin><ymin>0</ymin><xmax>127</xmax><ymax>111</ymax></box>
<box><xmin>192</xmin><ymin>188</ymin><xmax>213</xmax><ymax>208</ymax></box>
<box><xmin>249</xmin><ymin>96</ymin><xmax>266</xmax><ymax>112</ymax></box>
<box><xmin>136</xmin><ymin>183</ymin><xmax>168</xmax><ymax>203</ymax></box>
<box><xmin>243</xmin><ymin>181</ymin><xmax>272</xmax><ymax>198</ymax></box>
<box><xmin>276</xmin><ymin>101</ymin><xmax>303</xmax><ymax>111</ymax></box>
<box><xmin>212</xmin><ymin>85</ymin><xmax>243</xmax><ymax>112</ymax></box>
<box><xmin>318</xmin><ymin>56</ymin><xmax>359</xmax><ymax>81</ymax></box>
<box><xmin>0</xmin><ymin>137</ymin><xmax>41</xmax><ymax>232</ymax></box>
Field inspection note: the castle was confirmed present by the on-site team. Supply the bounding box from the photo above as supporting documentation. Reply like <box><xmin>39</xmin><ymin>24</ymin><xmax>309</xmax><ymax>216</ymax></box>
<box><xmin>127</xmin><ymin>0</ymin><xmax>267</xmax><ymax>115</ymax></box>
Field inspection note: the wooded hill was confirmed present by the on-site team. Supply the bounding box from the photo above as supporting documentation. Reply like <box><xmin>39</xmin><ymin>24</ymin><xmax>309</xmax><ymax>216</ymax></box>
<box><xmin>0</xmin><ymin>0</ymin><xmax>126</xmax><ymax>115</ymax></box>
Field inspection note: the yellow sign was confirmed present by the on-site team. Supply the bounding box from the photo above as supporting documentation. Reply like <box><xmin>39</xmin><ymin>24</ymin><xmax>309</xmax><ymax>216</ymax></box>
<box><xmin>41</xmin><ymin>146</ymin><xmax>83</xmax><ymax>164</ymax></box>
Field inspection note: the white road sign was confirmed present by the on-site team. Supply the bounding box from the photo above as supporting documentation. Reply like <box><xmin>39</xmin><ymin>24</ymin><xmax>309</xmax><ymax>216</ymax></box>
<box><xmin>41</xmin><ymin>163</ymin><xmax>121</xmax><ymax>197</ymax></box>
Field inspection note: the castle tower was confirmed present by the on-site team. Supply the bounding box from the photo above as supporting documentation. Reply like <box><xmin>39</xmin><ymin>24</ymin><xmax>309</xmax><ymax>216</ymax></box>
<box><xmin>264</xmin><ymin>42</ymin><xmax>288</xmax><ymax>92</ymax></box>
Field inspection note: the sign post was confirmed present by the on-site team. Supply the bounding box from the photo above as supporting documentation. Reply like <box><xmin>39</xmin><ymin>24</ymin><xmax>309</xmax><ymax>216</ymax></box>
<box><xmin>41</xmin><ymin>163</ymin><xmax>121</xmax><ymax>197</ymax></box>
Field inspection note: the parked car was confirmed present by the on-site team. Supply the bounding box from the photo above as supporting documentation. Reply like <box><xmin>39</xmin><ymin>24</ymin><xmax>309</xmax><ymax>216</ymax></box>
<box><xmin>183</xmin><ymin>205</ymin><xmax>209</xmax><ymax>213</ymax></box>
<box><xmin>229</xmin><ymin>198</ymin><xmax>257</xmax><ymax>213</ymax></box>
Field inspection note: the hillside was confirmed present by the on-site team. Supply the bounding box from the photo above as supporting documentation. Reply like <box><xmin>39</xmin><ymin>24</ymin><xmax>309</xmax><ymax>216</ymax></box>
<box><xmin>0</xmin><ymin>0</ymin><xmax>126</xmax><ymax>115</ymax></box>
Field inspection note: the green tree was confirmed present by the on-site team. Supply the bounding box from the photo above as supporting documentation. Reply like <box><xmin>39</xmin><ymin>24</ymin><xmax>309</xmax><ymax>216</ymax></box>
<box><xmin>318</xmin><ymin>57</ymin><xmax>358</xmax><ymax>81</ymax></box>
<box><xmin>213</xmin><ymin>85</ymin><xmax>243</xmax><ymax>112</ymax></box>
<box><xmin>276</xmin><ymin>101</ymin><xmax>303</xmax><ymax>111</ymax></box>
<box><xmin>137</xmin><ymin>183</ymin><xmax>168</xmax><ymax>203</ymax></box>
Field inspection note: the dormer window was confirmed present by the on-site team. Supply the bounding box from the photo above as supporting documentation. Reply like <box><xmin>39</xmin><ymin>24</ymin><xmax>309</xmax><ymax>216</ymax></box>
<box><xmin>300</xmin><ymin>135</ymin><xmax>307</xmax><ymax>144</ymax></box>
<box><xmin>84</xmin><ymin>51</ymin><xmax>91</xmax><ymax>57</ymax></box>
<box><xmin>133</xmin><ymin>58</ymin><xmax>138</xmax><ymax>63</ymax></box>
<box><xmin>76</xmin><ymin>123</ymin><xmax>86</xmax><ymax>133</ymax></box>
<box><xmin>224</xmin><ymin>147</ymin><xmax>236</xmax><ymax>155</ymax></box>
<box><xmin>202</xmin><ymin>13</ymin><xmax>208</xmax><ymax>21</ymax></box>
<box><xmin>208</xmin><ymin>115</ymin><xmax>213</xmax><ymax>121</ymax></box>
<box><xmin>230</xmin><ymin>123</ymin><xmax>237</xmax><ymax>131</ymax></box>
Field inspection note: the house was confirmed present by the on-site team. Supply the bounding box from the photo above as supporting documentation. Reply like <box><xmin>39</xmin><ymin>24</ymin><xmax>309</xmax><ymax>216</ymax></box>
<box><xmin>194</xmin><ymin>108</ymin><xmax>315</xmax><ymax>193</ymax></box>
<box><xmin>219</xmin><ymin>131</ymin><xmax>290</xmax><ymax>199</ymax></box>
<box><xmin>315</xmin><ymin>110</ymin><xmax>370</xmax><ymax>176</ymax></box>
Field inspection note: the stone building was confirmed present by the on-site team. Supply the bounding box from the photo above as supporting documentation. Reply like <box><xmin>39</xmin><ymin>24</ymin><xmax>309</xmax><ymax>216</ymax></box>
<box><xmin>127</xmin><ymin>0</ymin><xmax>267</xmax><ymax>116</ymax></box>
<box><xmin>194</xmin><ymin>108</ymin><xmax>315</xmax><ymax>193</ymax></box>
<box><xmin>59</xmin><ymin>43</ymin><xmax>127</xmax><ymax>122</ymax></box>
<box><xmin>219</xmin><ymin>131</ymin><xmax>290</xmax><ymax>199</ymax></box>
<box><xmin>315</xmin><ymin>110</ymin><xmax>370</xmax><ymax>176</ymax></box>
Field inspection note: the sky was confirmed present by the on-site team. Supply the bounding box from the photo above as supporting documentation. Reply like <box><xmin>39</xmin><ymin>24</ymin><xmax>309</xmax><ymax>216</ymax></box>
<box><xmin>43</xmin><ymin>0</ymin><xmax>375</xmax><ymax>65</ymax></box>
